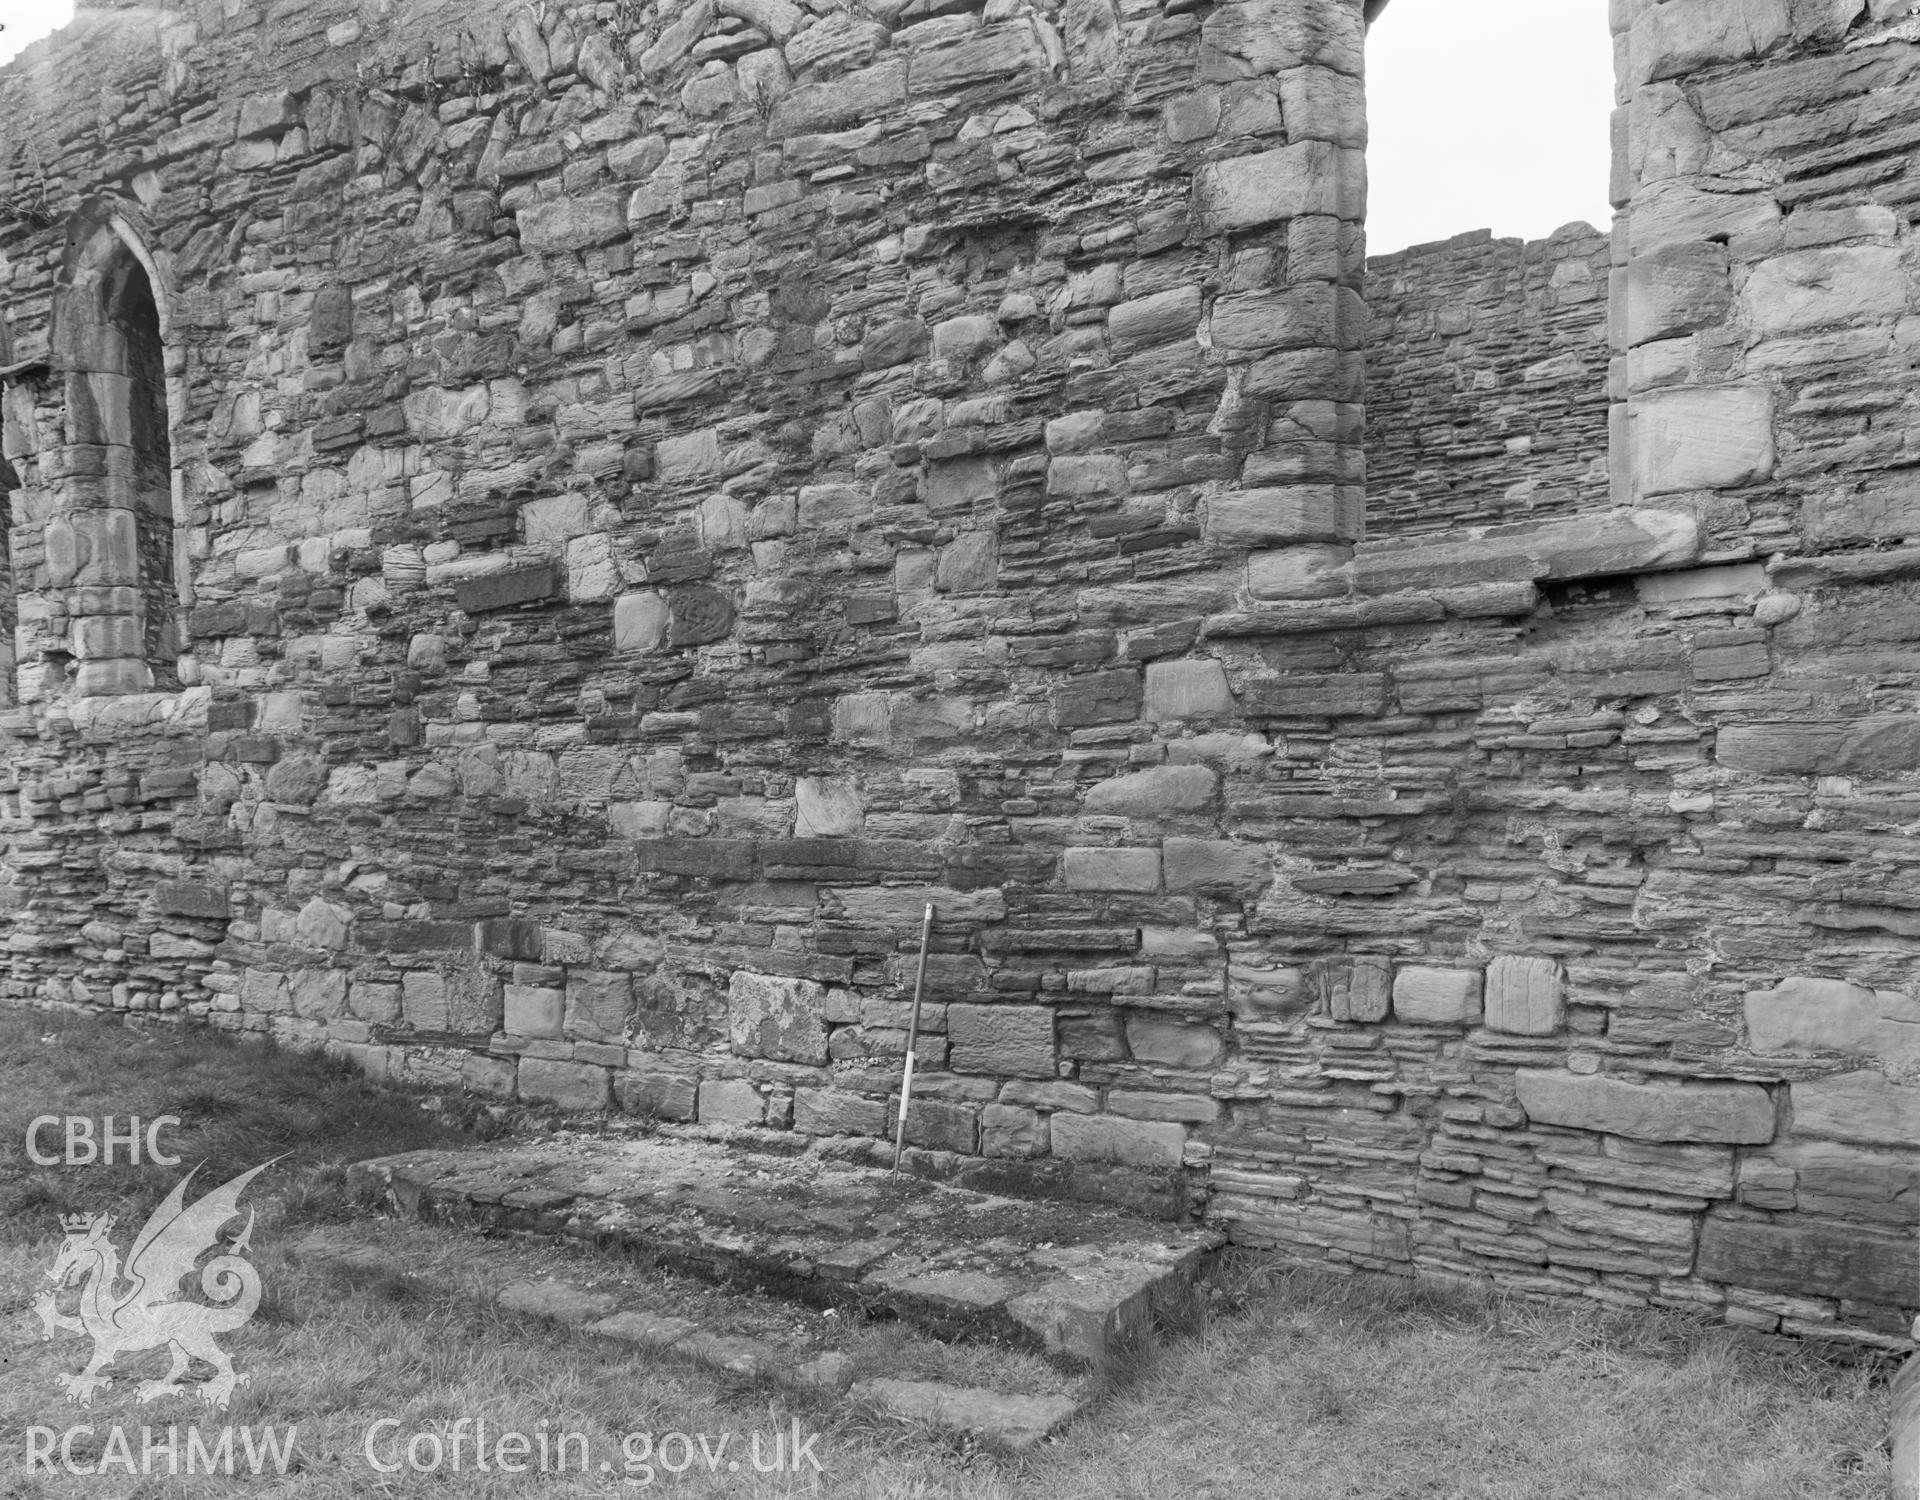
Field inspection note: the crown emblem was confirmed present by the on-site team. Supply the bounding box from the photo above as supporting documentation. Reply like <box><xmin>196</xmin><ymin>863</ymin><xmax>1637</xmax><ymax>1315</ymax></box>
<box><xmin>58</xmin><ymin>1212</ymin><xmax>101</xmax><ymax>1234</ymax></box>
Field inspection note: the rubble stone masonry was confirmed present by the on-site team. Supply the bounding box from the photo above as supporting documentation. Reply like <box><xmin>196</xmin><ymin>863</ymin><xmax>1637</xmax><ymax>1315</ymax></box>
<box><xmin>0</xmin><ymin>0</ymin><xmax>1918</xmax><ymax>1345</ymax></box>
<box><xmin>1364</xmin><ymin>224</ymin><xmax>1612</xmax><ymax>538</ymax></box>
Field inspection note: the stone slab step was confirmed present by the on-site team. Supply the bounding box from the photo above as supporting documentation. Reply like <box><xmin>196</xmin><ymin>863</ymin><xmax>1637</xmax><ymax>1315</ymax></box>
<box><xmin>295</xmin><ymin>1231</ymin><xmax>1080</xmax><ymax>1454</ymax></box>
<box><xmin>348</xmin><ymin>1126</ymin><xmax>1223</xmax><ymax>1369</ymax></box>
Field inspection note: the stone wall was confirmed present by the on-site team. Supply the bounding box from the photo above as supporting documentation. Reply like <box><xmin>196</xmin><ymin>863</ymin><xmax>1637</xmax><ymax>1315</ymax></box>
<box><xmin>1</xmin><ymin>0</ymin><xmax>1918</xmax><ymax>1348</ymax></box>
<box><xmin>1364</xmin><ymin>224</ymin><xmax>1611</xmax><ymax>538</ymax></box>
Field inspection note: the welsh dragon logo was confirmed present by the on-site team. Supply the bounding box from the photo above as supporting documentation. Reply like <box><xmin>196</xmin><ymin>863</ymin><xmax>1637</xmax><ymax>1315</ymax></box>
<box><xmin>35</xmin><ymin>1159</ymin><xmax>276</xmax><ymax>1410</ymax></box>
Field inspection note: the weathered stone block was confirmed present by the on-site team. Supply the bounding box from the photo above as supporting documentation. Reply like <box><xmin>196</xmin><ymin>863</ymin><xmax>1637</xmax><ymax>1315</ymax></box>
<box><xmin>1717</xmin><ymin>717</ymin><xmax>1920</xmax><ymax>775</ymax></box>
<box><xmin>155</xmin><ymin>880</ymin><xmax>229</xmax><ymax>919</ymax></box>
<box><xmin>1248</xmin><ymin>544</ymin><xmax>1352</xmax><ymax>600</ymax></box>
<box><xmin>981</xmin><ymin>1103</ymin><xmax>1047</xmax><ymax>1159</ymax></box>
<box><xmin>919</xmin><ymin>454</ymin><xmax>995</xmax><ymax>514</ymax></box>
<box><xmin>1143</xmin><ymin>659</ymin><xmax>1233</xmax><ymax>720</ymax></box>
<box><xmin>565</xmin><ymin>970</ymin><xmax>633</xmax><ymax>1044</ymax></box>
<box><xmin>613</xmin><ymin>592</ymin><xmax>671</xmax><ymax>653</ymax></box>
<box><xmin>1052</xmin><ymin>669</ymin><xmax>1142</xmax><ymax>727</ymax></box>
<box><xmin>947</xmin><ymin>1004</ymin><xmax>1055</xmax><ymax>1078</ymax></box>
<box><xmin>1626</xmin><ymin>241</ymin><xmax>1731</xmax><ymax>346</ymax></box>
<box><xmin>1743</xmin><ymin>245</ymin><xmax>1907</xmax><ymax>337</ymax></box>
<box><xmin>1631</xmin><ymin>385</ymin><xmax>1775</xmax><ymax>497</ymax></box>
<box><xmin>907</xmin><ymin>23</ymin><xmax>1045</xmax><ymax>93</ymax></box>
<box><xmin>654</xmin><ymin>427</ymin><xmax>722</xmax><ymax>484</ymax></box>
<box><xmin>1791</xmin><ymin>1070</ymin><xmax>1920</xmax><ymax>1148</ymax></box>
<box><xmin>935</xmin><ymin>531</ymin><xmax>999</xmax><ymax>592</ymax></box>
<box><xmin>1062</xmin><ymin>847</ymin><xmax>1162</xmax><ymax>893</ymax></box>
<box><xmin>795</xmin><ymin>776</ymin><xmax>863</xmax><ymax>837</ymax></box>
<box><xmin>1391</xmin><ymin>967</ymin><xmax>1483</xmax><ymax>1026</ymax></box>
<box><xmin>1329</xmin><ymin>955</ymin><xmax>1392</xmax><ymax>1023</ymax></box>
<box><xmin>1485</xmin><ymin>956</ymin><xmax>1565</xmax><ymax>1037</ymax></box>
<box><xmin>698</xmin><ymin>1077</ymin><xmax>766</xmax><ymax>1126</ymax></box>
<box><xmin>462</xmin><ymin>1054</ymin><xmax>517</xmax><ymax>1099</ymax></box>
<box><xmin>903</xmin><ymin>1097</ymin><xmax>977</xmax><ymax>1154</ymax></box>
<box><xmin>1191</xmin><ymin>142</ymin><xmax>1363</xmax><ymax>232</ymax></box>
<box><xmin>667</xmin><ymin>584</ymin><xmax>734</xmax><ymax>646</ymax></box>
<box><xmin>519</xmin><ymin>1058</ymin><xmax>611</xmax><ymax>1111</ymax></box>
<box><xmin>1804</xmin><ymin>470</ymin><xmax>1920</xmax><ymax>546</ymax></box>
<box><xmin>1746</xmin><ymin>977</ymin><xmax>1920</xmax><ymax>1067</ymax></box>
<box><xmin>1515</xmin><ymin>1069</ymin><xmax>1776</xmax><ymax>1144</ymax></box>
<box><xmin>1210</xmin><ymin>285</ymin><xmax>1365</xmax><ymax>354</ymax></box>
<box><xmin>1200</xmin><ymin>0</ymin><xmax>1365</xmax><ymax>77</ymax></box>
<box><xmin>1206</xmin><ymin>485</ymin><xmax>1363</xmax><ymax>546</ymax></box>
<box><xmin>401</xmin><ymin>964</ymin><xmax>501</xmax><ymax>1034</ymax></box>
<box><xmin>1628</xmin><ymin>0</ymin><xmax>1790</xmax><ymax>84</ymax></box>
<box><xmin>505</xmin><ymin>984</ymin><xmax>564</xmax><ymax>1038</ymax></box>
<box><xmin>350</xmin><ymin>980</ymin><xmax>402</xmax><ymax>1024</ymax></box>
<box><xmin>518</xmin><ymin>193</ymin><xmax>627</xmax><ymax>251</ymax></box>
<box><xmin>1109</xmin><ymin>285</ymin><xmax>1204</xmax><ymax>354</ymax></box>
<box><xmin>1050</xmin><ymin>1113</ymin><xmax>1184</xmax><ymax>1172</ymax></box>
<box><xmin>265</xmin><ymin>754</ymin><xmax>328</xmax><ymax>804</ymax></box>
<box><xmin>794</xmin><ymin>1087</ymin><xmax>887</xmax><ymax>1137</ymax></box>
<box><xmin>454</xmin><ymin>562</ymin><xmax>559</xmax><ymax>614</ymax></box>
<box><xmin>728</xmin><ymin>971</ymin><xmax>829</xmax><ymax>1065</ymax></box>
<box><xmin>1697</xmin><ymin>1216</ymin><xmax>1917</xmax><ymax>1306</ymax></box>
<box><xmin>1082</xmin><ymin>764</ymin><xmax>1217</xmax><ymax>817</ymax></box>
<box><xmin>289</xmin><ymin>969</ymin><xmax>348</xmax><ymax>1020</ymax></box>
<box><xmin>1126</xmin><ymin>1018</ymin><xmax>1224</xmax><ymax>1069</ymax></box>
<box><xmin>861</xmin><ymin>316</ymin><xmax>931</xmax><ymax>370</ymax></box>
<box><xmin>616</xmin><ymin>1068</ymin><xmax>699</xmax><ymax>1122</ymax></box>
<box><xmin>296</xmin><ymin>897</ymin><xmax>352</xmax><ymax>950</ymax></box>
<box><xmin>1163</xmin><ymin>838</ymin><xmax>1271</xmax><ymax>895</ymax></box>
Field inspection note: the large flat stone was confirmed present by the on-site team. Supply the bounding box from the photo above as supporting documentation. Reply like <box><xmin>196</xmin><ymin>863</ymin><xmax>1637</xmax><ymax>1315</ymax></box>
<box><xmin>947</xmin><ymin>1004</ymin><xmax>1055</xmax><ymax>1078</ymax></box>
<box><xmin>1515</xmin><ymin>1069</ymin><xmax>1776</xmax><ymax>1144</ymax></box>
<box><xmin>1392</xmin><ymin>967</ymin><xmax>1482</xmax><ymax>1026</ymax></box>
<box><xmin>1628</xmin><ymin>0</ymin><xmax>1790</xmax><ymax>85</ymax></box>
<box><xmin>350</xmin><ymin>1130</ymin><xmax>1222</xmax><ymax>1374</ymax></box>
<box><xmin>1190</xmin><ymin>142</ymin><xmax>1364</xmax><ymax>233</ymax></box>
<box><xmin>1717</xmin><ymin>717</ymin><xmax>1920</xmax><ymax>775</ymax></box>
<box><xmin>1626</xmin><ymin>241</ymin><xmax>1732</xmax><ymax>346</ymax></box>
<box><xmin>1485</xmin><ymin>955</ymin><xmax>1565</xmax><ymax>1037</ymax></box>
<box><xmin>728</xmin><ymin>971</ymin><xmax>829</xmax><ymax>1065</ymax></box>
<box><xmin>1696</xmin><ymin>1216</ymin><xmax>1917</xmax><ymax>1306</ymax></box>
<box><xmin>518</xmin><ymin>1058</ymin><xmax>611</xmax><ymax>1111</ymax></box>
<box><xmin>1062</xmin><ymin>847</ymin><xmax>1162</xmax><ymax>893</ymax></box>
<box><xmin>1630</xmin><ymin>385</ymin><xmax>1775</xmax><ymax>497</ymax></box>
<box><xmin>852</xmin><ymin>1379</ymin><xmax>1080</xmax><ymax>1454</ymax></box>
<box><xmin>1143</xmin><ymin>659</ymin><xmax>1233</xmax><ymax>720</ymax></box>
<box><xmin>1209</xmin><ymin>286</ymin><xmax>1366</xmax><ymax>354</ymax></box>
<box><xmin>1082</xmin><ymin>764</ymin><xmax>1218</xmax><ymax>817</ymax></box>
<box><xmin>517</xmin><ymin>193</ymin><xmax>627</xmax><ymax>251</ymax></box>
<box><xmin>1746</xmin><ymin>976</ymin><xmax>1920</xmax><ymax>1067</ymax></box>
<box><xmin>1791</xmin><ymin>1070</ymin><xmax>1920</xmax><ymax>1148</ymax></box>
<box><xmin>1351</xmin><ymin>510</ymin><xmax>1700</xmax><ymax>593</ymax></box>
<box><xmin>498</xmin><ymin>1279</ymin><xmax>621</xmax><ymax>1327</ymax></box>
<box><xmin>1804</xmin><ymin>470</ymin><xmax>1920</xmax><ymax>546</ymax></box>
<box><xmin>1162</xmin><ymin>837</ymin><xmax>1271</xmax><ymax>895</ymax></box>
<box><xmin>1743</xmin><ymin>245</ymin><xmax>1907</xmax><ymax>338</ymax></box>
<box><xmin>1206</xmin><ymin>485</ymin><xmax>1363</xmax><ymax>546</ymax></box>
<box><xmin>1050</xmin><ymin>1113</ymin><xmax>1185</xmax><ymax>1172</ymax></box>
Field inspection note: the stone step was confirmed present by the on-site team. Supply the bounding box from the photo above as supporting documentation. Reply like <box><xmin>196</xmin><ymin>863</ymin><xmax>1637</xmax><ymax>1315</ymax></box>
<box><xmin>293</xmin><ymin>1223</ymin><xmax>1087</xmax><ymax>1454</ymax></box>
<box><xmin>347</xmin><ymin>1125</ymin><xmax>1224</xmax><ymax>1371</ymax></box>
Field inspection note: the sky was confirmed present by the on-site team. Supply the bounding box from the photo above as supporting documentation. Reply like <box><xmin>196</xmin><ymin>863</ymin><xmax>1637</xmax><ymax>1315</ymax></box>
<box><xmin>0</xmin><ymin>0</ymin><xmax>1616</xmax><ymax>250</ymax></box>
<box><xmin>1365</xmin><ymin>0</ymin><xmax>1616</xmax><ymax>253</ymax></box>
<box><xmin>0</xmin><ymin>0</ymin><xmax>71</xmax><ymax>67</ymax></box>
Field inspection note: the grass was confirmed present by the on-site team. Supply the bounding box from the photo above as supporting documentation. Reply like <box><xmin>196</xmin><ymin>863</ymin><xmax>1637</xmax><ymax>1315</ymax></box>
<box><xmin>0</xmin><ymin>1005</ymin><xmax>1898</xmax><ymax>1497</ymax></box>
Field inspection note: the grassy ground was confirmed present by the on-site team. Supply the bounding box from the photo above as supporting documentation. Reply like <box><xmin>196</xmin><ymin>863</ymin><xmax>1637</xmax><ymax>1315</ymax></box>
<box><xmin>0</xmin><ymin>1006</ymin><xmax>1897</xmax><ymax>1498</ymax></box>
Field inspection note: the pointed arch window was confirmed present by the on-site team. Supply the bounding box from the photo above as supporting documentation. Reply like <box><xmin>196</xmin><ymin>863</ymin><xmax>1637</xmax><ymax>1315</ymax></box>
<box><xmin>49</xmin><ymin>204</ymin><xmax>181</xmax><ymax>696</ymax></box>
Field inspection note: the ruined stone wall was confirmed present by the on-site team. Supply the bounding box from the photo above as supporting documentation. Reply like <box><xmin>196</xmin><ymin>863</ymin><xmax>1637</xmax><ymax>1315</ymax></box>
<box><xmin>1364</xmin><ymin>224</ymin><xmax>1611</xmax><ymax>538</ymax></box>
<box><xmin>0</xmin><ymin>0</ymin><xmax>1372</xmax><ymax>1224</ymax></box>
<box><xmin>0</xmin><ymin>0</ymin><xmax>1918</xmax><ymax>1348</ymax></box>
